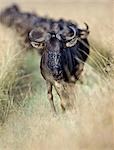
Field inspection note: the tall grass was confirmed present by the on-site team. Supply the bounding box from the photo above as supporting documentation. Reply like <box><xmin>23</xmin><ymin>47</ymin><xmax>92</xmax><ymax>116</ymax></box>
<box><xmin>0</xmin><ymin>25</ymin><xmax>34</xmax><ymax>124</ymax></box>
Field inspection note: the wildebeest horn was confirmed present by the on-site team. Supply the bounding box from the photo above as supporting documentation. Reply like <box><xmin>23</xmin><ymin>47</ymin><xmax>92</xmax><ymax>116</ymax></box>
<box><xmin>29</xmin><ymin>28</ymin><xmax>45</xmax><ymax>42</ymax></box>
<box><xmin>65</xmin><ymin>26</ymin><xmax>76</xmax><ymax>41</ymax></box>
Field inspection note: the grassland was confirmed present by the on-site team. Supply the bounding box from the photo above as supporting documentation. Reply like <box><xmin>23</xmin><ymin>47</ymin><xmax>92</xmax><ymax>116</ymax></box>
<box><xmin>0</xmin><ymin>0</ymin><xmax>114</xmax><ymax>150</ymax></box>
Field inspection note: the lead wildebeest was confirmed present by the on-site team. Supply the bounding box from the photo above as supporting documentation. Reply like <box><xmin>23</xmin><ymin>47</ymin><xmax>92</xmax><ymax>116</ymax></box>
<box><xmin>29</xmin><ymin>23</ymin><xmax>90</xmax><ymax>112</ymax></box>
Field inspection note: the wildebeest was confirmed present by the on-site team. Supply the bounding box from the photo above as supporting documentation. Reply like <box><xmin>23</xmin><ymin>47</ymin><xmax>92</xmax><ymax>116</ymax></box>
<box><xmin>29</xmin><ymin>23</ymin><xmax>90</xmax><ymax>112</ymax></box>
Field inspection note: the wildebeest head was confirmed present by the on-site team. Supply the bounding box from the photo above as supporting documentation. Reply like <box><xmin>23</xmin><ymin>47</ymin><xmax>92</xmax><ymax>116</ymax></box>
<box><xmin>29</xmin><ymin>23</ymin><xmax>89</xmax><ymax>50</ymax></box>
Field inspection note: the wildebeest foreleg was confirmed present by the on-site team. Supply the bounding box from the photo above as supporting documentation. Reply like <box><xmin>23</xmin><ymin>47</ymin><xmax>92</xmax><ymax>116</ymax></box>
<box><xmin>54</xmin><ymin>82</ymin><xmax>75</xmax><ymax>112</ymax></box>
<box><xmin>47</xmin><ymin>81</ymin><xmax>56</xmax><ymax>113</ymax></box>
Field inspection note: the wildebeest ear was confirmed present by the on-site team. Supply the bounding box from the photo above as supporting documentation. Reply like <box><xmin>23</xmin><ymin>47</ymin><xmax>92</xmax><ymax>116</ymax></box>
<box><xmin>78</xmin><ymin>23</ymin><xmax>90</xmax><ymax>39</ymax></box>
<box><xmin>80</xmin><ymin>30</ymin><xmax>89</xmax><ymax>39</ymax></box>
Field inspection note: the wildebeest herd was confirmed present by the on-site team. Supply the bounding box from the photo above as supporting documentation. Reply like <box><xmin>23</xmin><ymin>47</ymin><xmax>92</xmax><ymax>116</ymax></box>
<box><xmin>0</xmin><ymin>4</ymin><xmax>90</xmax><ymax>113</ymax></box>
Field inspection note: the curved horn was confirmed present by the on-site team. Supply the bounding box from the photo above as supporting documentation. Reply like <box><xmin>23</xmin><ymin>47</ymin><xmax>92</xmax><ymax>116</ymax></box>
<box><xmin>65</xmin><ymin>26</ymin><xmax>77</xmax><ymax>41</ymax></box>
<box><xmin>29</xmin><ymin>28</ymin><xmax>45</xmax><ymax>42</ymax></box>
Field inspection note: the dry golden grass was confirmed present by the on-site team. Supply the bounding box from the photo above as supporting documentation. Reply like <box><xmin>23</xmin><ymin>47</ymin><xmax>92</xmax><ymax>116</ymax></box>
<box><xmin>0</xmin><ymin>1</ymin><xmax>114</xmax><ymax>150</ymax></box>
<box><xmin>0</xmin><ymin>24</ymin><xmax>33</xmax><ymax>124</ymax></box>
<box><xmin>0</xmin><ymin>25</ymin><xmax>22</xmax><ymax>123</ymax></box>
